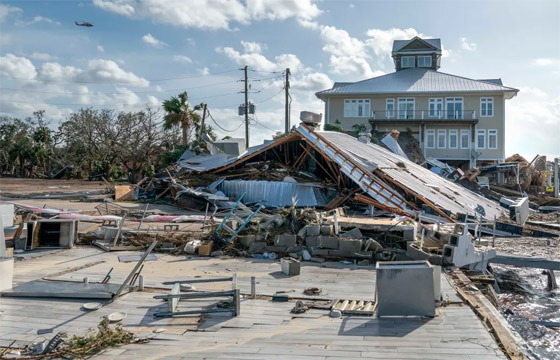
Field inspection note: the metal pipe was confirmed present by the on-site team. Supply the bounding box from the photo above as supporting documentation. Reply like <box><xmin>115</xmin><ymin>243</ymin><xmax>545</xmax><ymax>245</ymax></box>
<box><xmin>154</xmin><ymin>307</ymin><xmax>236</xmax><ymax>317</ymax></box>
<box><xmin>162</xmin><ymin>277</ymin><xmax>233</xmax><ymax>285</ymax></box>
<box><xmin>154</xmin><ymin>290</ymin><xmax>235</xmax><ymax>300</ymax></box>
<box><xmin>251</xmin><ymin>276</ymin><xmax>256</xmax><ymax>299</ymax></box>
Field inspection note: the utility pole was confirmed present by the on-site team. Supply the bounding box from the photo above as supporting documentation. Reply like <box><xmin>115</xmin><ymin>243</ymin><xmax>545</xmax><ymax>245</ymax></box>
<box><xmin>199</xmin><ymin>103</ymin><xmax>207</xmax><ymax>141</ymax></box>
<box><xmin>244</xmin><ymin>65</ymin><xmax>249</xmax><ymax>148</ymax></box>
<box><xmin>284</xmin><ymin>68</ymin><xmax>291</xmax><ymax>135</ymax></box>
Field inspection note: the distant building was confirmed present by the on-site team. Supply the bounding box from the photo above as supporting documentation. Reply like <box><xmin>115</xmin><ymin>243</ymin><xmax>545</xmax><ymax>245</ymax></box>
<box><xmin>315</xmin><ymin>36</ymin><xmax>519</xmax><ymax>168</ymax></box>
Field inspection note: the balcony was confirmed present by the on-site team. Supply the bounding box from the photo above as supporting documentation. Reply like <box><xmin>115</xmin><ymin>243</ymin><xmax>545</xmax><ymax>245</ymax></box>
<box><xmin>369</xmin><ymin>110</ymin><xmax>479</xmax><ymax>125</ymax></box>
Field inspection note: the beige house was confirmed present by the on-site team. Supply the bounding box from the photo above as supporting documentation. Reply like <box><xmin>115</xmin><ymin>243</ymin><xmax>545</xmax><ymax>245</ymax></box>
<box><xmin>315</xmin><ymin>37</ymin><xmax>519</xmax><ymax>168</ymax></box>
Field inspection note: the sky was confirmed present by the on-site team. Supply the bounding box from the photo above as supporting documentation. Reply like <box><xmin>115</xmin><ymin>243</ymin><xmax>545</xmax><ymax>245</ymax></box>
<box><xmin>0</xmin><ymin>0</ymin><xmax>559</xmax><ymax>159</ymax></box>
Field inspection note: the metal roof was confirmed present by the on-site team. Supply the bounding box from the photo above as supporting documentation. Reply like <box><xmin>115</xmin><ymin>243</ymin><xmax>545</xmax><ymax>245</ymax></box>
<box><xmin>316</xmin><ymin>68</ymin><xmax>518</xmax><ymax>98</ymax></box>
<box><xmin>477</xmin><ymin>79</ymin><xmax>503</xmax><ymax>86</ymax></box>
<box><xmin>392</xmin><ymin>38</ymin><xmax>441</xmax><ymax>52</ymax></box>
<box><xmin>304</xmin><ymin>129</ymin><xmax>505</xmax><ymax>219</ymax></box>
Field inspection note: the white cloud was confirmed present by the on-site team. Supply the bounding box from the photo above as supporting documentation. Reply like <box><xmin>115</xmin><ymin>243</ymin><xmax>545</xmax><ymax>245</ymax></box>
<box><xmin>0</xmin><ymin>4</ymin><xmax>22</xmax><ymax>21</ymax></box>
<box><xmin>365</xmin><ymin>28</ymin><xmax>421</xmax><ymax>58</ymax></box>
<box><xmin>328</xmin><ymin>55</ymin><xmax>383</xmax><ymax>78</ymax></box>
<box><xmin>93</xmin><ymin>0</ymin><xmax>321</xmax><ymax>30</ymax></box>
<box><xmin>507</xmin><ymin>91</ymin><xmax>560</xmax><ymax>158</ymax></box>
<box><xmin>460</xmin><ymin>37</ymin><xmax>476</xmax><ymax>51</ymax></box>
<box><xmin>0</xmin><ymin>53</ymin><xmax>38</xmax><ymax>79</ymax></box>
<box><xmin>291</xmin><ymin>72</ymin><xmax>332</xmax><ymax>91</ymax></box>
<box><xmin>532</xmin><ymin>58</ymin><xmax>560</xmax><ymax>67</ymax></box>
<box><xmin>92</xmin><ymin>0</ymin><xmax>136</xmax><ymax>16</ymax></box>
<box><xmin>30</xmin><ymin>16</ymin><xmax>60</xmax><ymax>25</ymax></box>
<box><xmin>142</xmin><ymin>33</ymin><xmax>167</xmax><ymax>48</ymax></box>
<box><xmin>173</xmin><ymin>55</ymin><xmax>193</xmax><ymax>64</ymax></box>
<box><xmin>320</xmin><ymin>25</ymin><xmax>368</xmax><ymax>58</ymax></box>
<box><xmin>200</xmin><ymin>66</ymin><xmax>210</xmax><ymax>76</ymax></box>
<box><xmin>241</xmin><ymin>41</ymin><xmax>264</xmax><ymax>54</ymax></box>
<box><xmin>30</xmin><ymin>52</ymin><xmax>57</xmax><ymax>61</ymax></box>
<box><xmin>97</xmin><ymin>45</ymin><xmax>105</xmax><ymax>52</ymax></box>
<box><xmin>349</xmin><ymin>4</ymin><xmax>355</xmax><ymax>8</ymax></box>
<box><xmin>297</xmin><ymin>19</ymin><xmax>319</xmax><ymax>30</ymax></box>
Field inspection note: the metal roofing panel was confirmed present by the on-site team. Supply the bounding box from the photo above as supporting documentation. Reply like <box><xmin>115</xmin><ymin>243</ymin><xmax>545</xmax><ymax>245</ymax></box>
<box><xmin>298</xmin><ymin>128</ymin><xmax>504</xmax><ymax>219</ymax></box>
<box><xmin>316</xmin><ymin>69</ymin><xmax>518</xmax><ymax>96</ymax></box>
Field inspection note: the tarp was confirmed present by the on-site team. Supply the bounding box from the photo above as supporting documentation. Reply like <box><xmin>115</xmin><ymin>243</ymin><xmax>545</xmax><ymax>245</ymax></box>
<box><xmin>381</xmin><ymin>134</ymin><xmax>409</xmax><ymax>159</ymax></box>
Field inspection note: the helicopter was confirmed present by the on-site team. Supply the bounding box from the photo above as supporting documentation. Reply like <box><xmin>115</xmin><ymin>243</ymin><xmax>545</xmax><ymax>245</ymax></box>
<box><xmin>75</xmin><ymin>21</ymin><xmax>93</xmax><ymax>27</ymax></box>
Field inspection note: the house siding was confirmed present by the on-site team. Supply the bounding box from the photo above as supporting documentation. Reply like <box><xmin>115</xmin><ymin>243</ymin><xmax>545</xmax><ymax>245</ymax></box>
<box><xmin>325</xmin><ymin>93</ymin><xmax>506</xmax><ymax>161</ymax></box>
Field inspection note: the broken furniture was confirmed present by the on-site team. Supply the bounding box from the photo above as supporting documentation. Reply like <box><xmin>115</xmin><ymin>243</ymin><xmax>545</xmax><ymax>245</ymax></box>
<box><xmin>26</xmin><ymin>219</ymin><xmax>78</xmax><ymax>249</ymax></box>
<box><xmin>213</xmin><ymin>192</ymin><xmax>263</xmax><ymax>244</ymax></box>
<box><xmin>376</xmin><ymin>261</ymin><xmax>435</xmax><ymax>317</ymax></box>
<box><xmin>154</xmin><ymin>275</ymin><xmax>240</xmax><ymax>317</ymax></box>
<box><xmin>281</xmin><ymin>257</ymin><xmax>301</xmax><ymax>276</ymax></box>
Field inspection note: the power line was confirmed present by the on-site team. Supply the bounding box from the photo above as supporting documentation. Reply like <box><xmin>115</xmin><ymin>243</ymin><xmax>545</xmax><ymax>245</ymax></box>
<box><xmin>207</xmin><ymin>109</ymin><xmax>244</xmax><ymax>132</ymax></box>
<box><xmin>254</xmin><ymin>87</ymin><xmax>284</xmax><ymax>104</ymax></box>
<box><xmin>0</xmin><ymin>68</ymin><xmax>239</xmax><ymax>84</ymax></box>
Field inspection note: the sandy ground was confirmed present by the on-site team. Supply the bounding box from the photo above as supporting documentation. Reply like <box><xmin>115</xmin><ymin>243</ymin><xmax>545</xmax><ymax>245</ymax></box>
<box><xmin>0</xmin><ymin>178</ymin><xmax>110</xmax><ymax>198</ymax></box>
<box><xmin>491</xmin><ymin>236</ymin><xmax>560</xmax><ymax>260</ymax></box>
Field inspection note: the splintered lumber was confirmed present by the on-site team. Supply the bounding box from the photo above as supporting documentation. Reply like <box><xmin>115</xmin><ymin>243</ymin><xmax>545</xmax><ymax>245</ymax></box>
<box><xmin>449</xmin><ymin>269</ymin><xmax>528</xmax><ymax>360</ymax></box>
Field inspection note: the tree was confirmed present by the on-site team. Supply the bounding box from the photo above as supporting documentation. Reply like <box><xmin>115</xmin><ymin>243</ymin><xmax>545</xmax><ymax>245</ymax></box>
<box><xmin>162</xmin><ymin>91</ymin><xmax>201</xmax><ymax>148</ymax></box>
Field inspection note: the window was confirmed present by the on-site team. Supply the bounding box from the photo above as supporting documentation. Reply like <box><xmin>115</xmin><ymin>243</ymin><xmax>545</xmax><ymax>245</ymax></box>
<box><xmin>449</xmin><ymin>130</ymin><xmax>458</xmax><ymax>149</ymax></box>
<box><xmin>429</xmin><ymin>98</ymin><xmax>443</xmax><ymax>118</ymax></box>
<box><xmin>488</xmin><ymin>129</ymin><xmax>498</xmax><ymax>149</ymax></box>
<box><xmin>476</xmin><ymin>129</ymin><xmax>486</xmax><ymax>149</ymax></box>
<box><xmin>425</xmin><ymin>129</ymin><xmax>435</xmax><ymax>149</ymax></box>
<box><xmin>446</xmin><ymin>98</ymin><xmax>464</xmax><ymax>119</ymax></box>
<box><xmin>386</xmin><ymin>99</ymin><xmax>395</xmax><ymax>118</ymax></box>
<box><xmin>398</xmin><ymin>98</ymin><xmax>415</xmax><ymax>119</ymax></box>
<box><xmin>401</xmin><ymin>56</ymin><xmax>415</xmax><ymax>68</ymax></box>
<box><xmin>481</xmin><ymin>97</ymin><xmax>494</xmax><ymax>117</ymax></box>
<box><xmin>344</xmin><ymin>99</ymin><xmax>370</xmax><ymax>118</ymax></box>
<box><xmin>418</xmin><ymin>56</ymin><xmax>432</xmax><ymax>67</ymax></box>
<box><xmin>460</xmin><ymin>129</ymin><xmax>470</xmax><ymax>149</ymax></box>
<box><xmin>437</xmin><ymin>129</ymin><xmax>446</xmax><ymax>149</ymax></box>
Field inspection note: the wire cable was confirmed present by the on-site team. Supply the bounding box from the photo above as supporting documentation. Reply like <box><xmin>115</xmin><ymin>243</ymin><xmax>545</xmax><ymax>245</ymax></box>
<box><xmin>207</xmin><ymin>109</ymin><xmax>244</xmax><ymax>132</ymax></box>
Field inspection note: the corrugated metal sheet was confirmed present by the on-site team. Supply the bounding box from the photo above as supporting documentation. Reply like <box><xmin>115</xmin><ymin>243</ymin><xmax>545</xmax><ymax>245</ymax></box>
<box><xmin>218</xmin><ymin>180</ymin><xmax>330</xmax><ymax>207</ymax></box>
<box><xmin>299</xmin><ymin>128</ymin><xmax>504</xmax><ymax>219</ymax></box>
<box><xmin>316</xmin><ymin>68</ymin><xmax>518</xmax><ymax>97</ymax></box>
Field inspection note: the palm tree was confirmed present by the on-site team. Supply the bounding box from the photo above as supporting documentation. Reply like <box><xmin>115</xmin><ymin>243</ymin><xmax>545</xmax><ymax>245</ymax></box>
<box><xmin>162</xmin><ymin>91</ymin><xmax>201</xmax><ymax>148</ymax></box>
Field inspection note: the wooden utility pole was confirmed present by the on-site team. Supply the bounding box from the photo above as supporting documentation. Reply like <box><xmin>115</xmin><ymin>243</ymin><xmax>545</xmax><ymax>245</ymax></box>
<box><xmin>244</xmin><ymin>65</ymin><xmax>249</xmax><ymax>148</ymax></box>
<box><xmin>284</xmin><ymin>68</ymin><xmax>291</xmax><ymax>135</ymax></box>
<box><xmin>200</xmin><ymin>103</ymin><xmax>207</xmax><ymax>140</ymax></box>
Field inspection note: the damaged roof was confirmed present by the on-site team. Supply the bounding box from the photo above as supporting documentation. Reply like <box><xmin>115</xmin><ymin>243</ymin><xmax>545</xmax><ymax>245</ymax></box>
<box><xmin>303</xmin><ymin>129</ymin><xmax>504</xmax><ymax>219</ymax></box>
<box><xmin>176</xmin><ymin>125</ymin><xmax>504</xmax><ymax>220</ymax></box>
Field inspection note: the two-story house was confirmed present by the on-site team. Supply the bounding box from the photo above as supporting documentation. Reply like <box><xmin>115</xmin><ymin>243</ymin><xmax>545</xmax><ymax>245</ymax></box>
<box><xmin>315</xmin><ymin>36</ymin><xmax>519</xmax><ymax>168</ymax></box>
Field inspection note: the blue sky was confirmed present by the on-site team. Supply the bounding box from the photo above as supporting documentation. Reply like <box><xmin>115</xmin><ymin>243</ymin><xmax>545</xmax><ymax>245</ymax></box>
<box><xmin>0</xmin><ymin>0</ymin><xmax>558</xmax><ymax>158</ymax></box>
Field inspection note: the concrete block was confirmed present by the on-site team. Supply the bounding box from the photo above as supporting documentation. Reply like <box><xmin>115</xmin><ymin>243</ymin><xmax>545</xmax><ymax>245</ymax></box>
<box><xmin>238</xmin><ymin>235</ymin><xmax>256</xmax><ymax>248</ymax></box>
<box><xmin>248</xmin><ymin>241</ymin><xmax>266</xmax><ymax>254</ymax></box>
<box><xmin>274</xmin><ymin>233</ymin><xmax>296</xmax><ymax>247</ymax></box>
<box><xmin>305</xmin><ymin>236</ymin><xmax>320</xmax><ymax>247</ymax></box>
<box><xmin>433</xmin><ymin>265</ymin><xmax>441</xmax><ymax>302</ymax></box>
<box><xmin>264</xmin><ymin>246</ymin><xmax>288</xmax><ymax>253</ymax></box>
<box><xmin>309</xmin><ymin>247</ymin><xmax>329</xmax><ymax>256</ymax></box>
<box><xmin>281</xmin><ymin>257</ymin><xmax>301</xmax><ymax>276</ymax></box>
<box><xmin>340</xmin><ymin>227</ymin><xmax>363</xmax><ymax>239</ymax></box>
<box><xmin>286</xmin><ymin>245</ymin><xmax>306</xmax><ymax>253</ymax></box>
<box><xmin>320</xmin><ymin>225</ymin><xmax>333</xmax><ymax>236</ymax></box>
<box><xmin>318</xmin><ymin>236</ymin><xmax>339</xmax><ymax>249</ymax></box>
<box><xmin>338</xmin><ymin>238</ymin><xmax>362</xmax><ymax>252</ymax></box>
<box><xmin>305</xmin><ymin>225</ymin><xmax>321</xmax><ymax>237</ymax></box>
<box><xmin>376</xmin><ymin>261</ymin><xmax>435</xmax><ymax>317</ymax></box>
<box><xmin>328</xmin><ymin>249</ymin><xmax>356</xmax><ymax>257</ymax></box>
<box><xmin>402</xmin><ymin>229</ymin><xmax>416</xmax><ymax>241</ymax></box>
